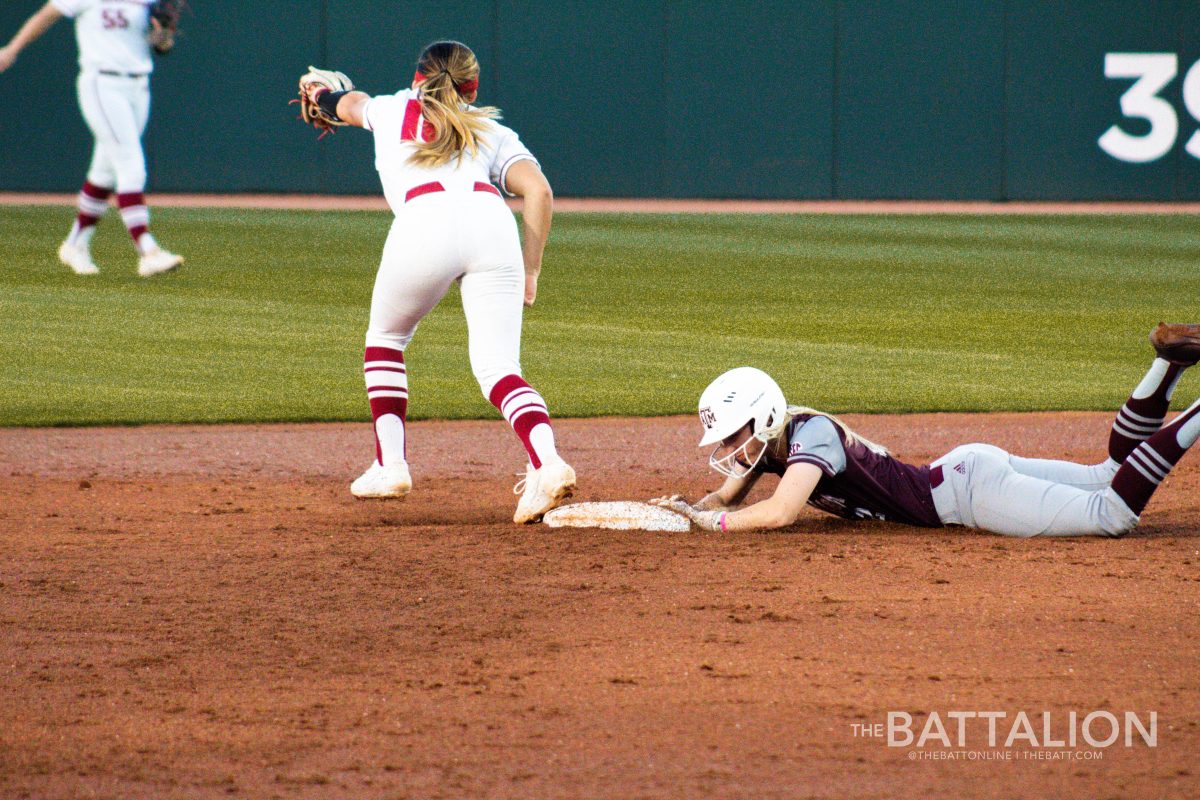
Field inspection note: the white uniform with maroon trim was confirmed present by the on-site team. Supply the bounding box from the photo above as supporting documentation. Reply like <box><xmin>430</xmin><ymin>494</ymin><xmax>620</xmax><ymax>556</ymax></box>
<box><xmin>53</xmin><ymin>0</ymin><xmax>154</xmax><ymax>195</ymax></box>
<box><xmin>349</xmin><ymin>85</ymin><xmax>566</xmax><ymax>494</ymax></box>
<box><xmin>361</xmin><ymin>88</ymin><xmax>539</xmax><ymax>396</ymax></box>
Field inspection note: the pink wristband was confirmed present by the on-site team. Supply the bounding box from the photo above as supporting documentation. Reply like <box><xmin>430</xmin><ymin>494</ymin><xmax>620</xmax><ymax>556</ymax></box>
<box><xmin>718</xmin><ymin>512</ymin><xmax>728</xmax><ymax>532</ymax></box>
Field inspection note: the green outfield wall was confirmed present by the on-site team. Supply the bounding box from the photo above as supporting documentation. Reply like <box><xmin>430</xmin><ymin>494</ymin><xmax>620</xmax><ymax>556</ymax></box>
<box><xmin>1</xmin><ymin>1</ymin><xmax>1197</xmax><ymax>199</ymax></box>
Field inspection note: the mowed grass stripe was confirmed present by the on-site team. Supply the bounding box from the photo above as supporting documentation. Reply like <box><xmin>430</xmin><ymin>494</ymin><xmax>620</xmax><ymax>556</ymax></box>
<box><xmin>1</xmin><ymin>206</ymin><xmax>1197</xmax><ymax>426</ymax></box>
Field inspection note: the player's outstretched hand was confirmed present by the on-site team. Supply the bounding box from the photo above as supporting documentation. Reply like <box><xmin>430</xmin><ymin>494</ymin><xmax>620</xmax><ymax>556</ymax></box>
<box><xmin>0</xmin><ymin>45</ymin><xmax>17</xmax><ymax>73</ymax></box>
<box><xmin>523</xmin><ymin>273</ymin><xmax>538</xmax><ymax>307</ymax></box>
<box><xmin>648</xmin><ymin>495</ymin><xmax>723</xmax><ymax>531</ymax></box>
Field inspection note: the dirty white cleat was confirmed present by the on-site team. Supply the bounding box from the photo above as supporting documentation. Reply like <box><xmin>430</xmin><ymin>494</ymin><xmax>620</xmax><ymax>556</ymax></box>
<box><xmin>351</xmin><ymin>460</ymin><xmax>412</xmax><ymax>499</ymax></box>
<box><xmin>58</xmin><ymin>241</ymin><xmax>99</xmax><ymax>275</ymax></box>
<box><xmin>137</xmin><ymin>247</ymin><xmax>184</xmax><ymax>277</ymax></box>
<box><xmin>513</xmin><ymin>459</ymin><xmax>576</xmax><ymax>524</ymax></box>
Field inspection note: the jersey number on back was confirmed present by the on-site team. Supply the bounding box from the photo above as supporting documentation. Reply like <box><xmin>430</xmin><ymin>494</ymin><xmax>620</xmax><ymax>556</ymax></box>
<box><xmin>400</xmin><ymin>100</ymin><xmax>435</xmax><ymax>142</ymax></box>
<box><xmin>101</xmin><ymin>9</ymin><xmax>130</xmax><ymax>29</ymax></box>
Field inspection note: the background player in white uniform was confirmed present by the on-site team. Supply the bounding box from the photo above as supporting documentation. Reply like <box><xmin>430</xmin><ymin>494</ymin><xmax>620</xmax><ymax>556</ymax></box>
<box><xmin>0</xmin><ymin>0</ymin><xmax>183</xmax><ymax>276</ymax></box>
<box><xmin>295</xmin><ymin>40</ymin><xmax>575</xmax><ymax>524</ymax></box>
<box><xmin>652</xmin><ymin>324</ymin><xmax>1200</xmax><ymax>537</ymax></box>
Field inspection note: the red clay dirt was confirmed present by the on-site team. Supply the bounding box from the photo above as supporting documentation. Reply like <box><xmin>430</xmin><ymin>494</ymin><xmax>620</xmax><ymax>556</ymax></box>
<box><xmin>1</xmin><ymin>413</ymin><xmax>1198</xmax><ymax>799</ymax></box>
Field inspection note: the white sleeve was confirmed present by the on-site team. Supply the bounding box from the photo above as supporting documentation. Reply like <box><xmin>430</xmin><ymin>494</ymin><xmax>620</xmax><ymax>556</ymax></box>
<box><xmin>51</xmin><ymin>0</ymin><xmax>91</xmax><ymax>18</ymax></box>
<box><xmin>363</xmin><ymin>94</ymin><xmax>405</xmax><ymax>135</ymax></box>
<box><xmin>488</xmin><ymin>126</ymin><xmax>539</xmax><ymax>195</ymax></box>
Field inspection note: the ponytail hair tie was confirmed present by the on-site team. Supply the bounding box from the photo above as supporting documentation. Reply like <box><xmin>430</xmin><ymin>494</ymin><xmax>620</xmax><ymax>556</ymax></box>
<box><xmin>412</xmin><ymin>69</ymin><xmax>477</xmax><ymax>94</ymax></box>
<box><xmin>455</xmin><ymin>78</ymin><xmax>478</xmax><ymax>94</ymax></box>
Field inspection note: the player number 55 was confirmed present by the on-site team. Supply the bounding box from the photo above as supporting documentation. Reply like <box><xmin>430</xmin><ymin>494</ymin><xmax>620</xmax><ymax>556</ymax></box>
<box><xmin>1099</xmin><ymin>52</ymin><xmax>1200</xmax><ymax>163</ymax></box>
<box><xmin>101</xmin><ymin>9</ymin><xmax>129</xmax><ymax>30</ymax></box>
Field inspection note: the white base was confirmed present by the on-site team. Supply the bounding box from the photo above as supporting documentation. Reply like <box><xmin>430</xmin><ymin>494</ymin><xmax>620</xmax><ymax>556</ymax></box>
<box><xmin>543</xmin><ymin>501</ymin><xmax>691</xmax><ymax>532</ymax></box>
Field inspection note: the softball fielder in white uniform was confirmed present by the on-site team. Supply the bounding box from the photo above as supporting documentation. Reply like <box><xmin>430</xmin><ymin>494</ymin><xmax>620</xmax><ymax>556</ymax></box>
<box><xmin>295</xmin><ymin>40</ymin><xmax>576</xmax><ymax>523</ymax></box>
<box><xmin>653</xmin><ymin>324</ymin><xmax>1200</xmax><ymax>537</ymax></box>
<box><xmin>0</xmin><ymin>0</ymin><xmax>183</xmax><ymax>276</ymax></box>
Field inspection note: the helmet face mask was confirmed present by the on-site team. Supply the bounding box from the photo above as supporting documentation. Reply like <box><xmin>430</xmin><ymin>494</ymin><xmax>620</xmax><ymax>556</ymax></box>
<box><xmin>708</xmin><ymin>427</ymin><xmax>769</xmax><ymax>479</ymax></box>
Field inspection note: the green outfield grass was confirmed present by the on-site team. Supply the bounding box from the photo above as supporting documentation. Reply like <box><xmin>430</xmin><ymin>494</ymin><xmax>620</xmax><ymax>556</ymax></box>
<box><xmin>1</xmin><ymin>206</ymin><xmax>1198</xmax><ymax>426</ymax></box>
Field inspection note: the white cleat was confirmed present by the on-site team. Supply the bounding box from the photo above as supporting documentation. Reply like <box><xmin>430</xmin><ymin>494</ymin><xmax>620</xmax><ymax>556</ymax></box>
<box><xmin>137</xmin><ymin>247</ymin><xmax>184</xmax><ymax>278</ymax></box>
<box><xmin>58</xmin><ymin>241</ymin><xmax>99</xmax><ymax>275</ymax></box>
<box><xmin>351</xmin><ymin>460</ymin><xmax>412</xmax><ymax>499</ymax></box>
<box><xmin>513</xmin><ymin>459</ymin><xmax>577</xmax><ymax>524</ymax></box>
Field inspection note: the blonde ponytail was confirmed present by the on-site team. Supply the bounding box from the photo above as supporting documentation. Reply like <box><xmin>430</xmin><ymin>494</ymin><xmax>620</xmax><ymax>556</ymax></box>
<box><xmin>761</xmin><ymin>406</ymin><xmax>892</xmax><ymax>458</ymax></box>
<box><xmin>408</xmin><ymin>41</ymin><xmax>501</xmax><ymax>168</ymax></box>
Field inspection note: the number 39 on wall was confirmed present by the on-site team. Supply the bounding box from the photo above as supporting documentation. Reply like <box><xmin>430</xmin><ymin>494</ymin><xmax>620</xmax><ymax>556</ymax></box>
<box><xmin>1099</xmin><ymin>53</ymin><xmax>1200</xmax><ymax>163</ymax></box>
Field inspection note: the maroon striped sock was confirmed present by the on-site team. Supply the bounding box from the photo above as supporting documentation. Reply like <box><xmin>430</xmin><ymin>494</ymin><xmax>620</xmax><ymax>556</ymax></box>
<box><xmin>1108</xmin><ymin>359</ymin><xmax>1184</xmax><ymax>463</ymax></box>
<box><xmin>488</xmin><ymin>374</ymin><xmax>552</xmax><ymax>469</ymax></box>
<box><xmin>117</xmin><ymin>192</ymin><xmax>150</xmax><ymax>246</ymax></box>
<box><xmin>69</xmin><ymin>181</ymin><xmax>112</xmax><ymax>244</ymax></box>
<box><xmin>1111</xmin><ymin>399</ymin><xmax>1200</xmax><ymax>515</ymax></box>
<box><xmin>364</xmin><ymin>346</ymin><xmax>408</xmax><ymax>465</ymax></box>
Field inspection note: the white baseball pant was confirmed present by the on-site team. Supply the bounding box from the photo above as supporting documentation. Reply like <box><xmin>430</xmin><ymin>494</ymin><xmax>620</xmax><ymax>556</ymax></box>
<box><xmin>364</xmin><ymin>190</ymin><xmax>525</xmax><ymax>398</ymax></box>
<box><xmin>76</xmin><ymin>71</ymin><xmax>150</xmax><ymax>193</ymax></box>
<box><xmin>930</xmin><ymin>444</ymin><xmax>1137</xmax><ymax>537</ymax></box>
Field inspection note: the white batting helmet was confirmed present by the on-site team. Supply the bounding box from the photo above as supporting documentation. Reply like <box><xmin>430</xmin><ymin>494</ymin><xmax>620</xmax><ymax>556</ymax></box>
<box><xmin>697</xmin><ymin>367</ymin><xmax>788</xmax><ymax>447</ymax></box>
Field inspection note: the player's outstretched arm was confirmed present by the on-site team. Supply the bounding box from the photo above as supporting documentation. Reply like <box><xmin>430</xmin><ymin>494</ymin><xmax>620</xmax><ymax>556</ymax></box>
<box><xmin>651</xmin><ymin>462</ymin><xmax>821</xmax><ymax>532</ymax></box>
<box><xmin>721</xmin><ymin>463</ymin><xmax>821</xmax><ymax>531</ymax></box>
<box><xmin>331</xmin><ymin>91</ymin><xmax>370</xmax><ymax>128</ymax></box>
<box><xmin>504</xmin><ymin>160</ymin><xmax>554</xmax><ymax>307</ymax></box>
<box><xmin>0</xmin><ymin>2</ymin><xmax>63</xmax><ymax>73</ymax></box>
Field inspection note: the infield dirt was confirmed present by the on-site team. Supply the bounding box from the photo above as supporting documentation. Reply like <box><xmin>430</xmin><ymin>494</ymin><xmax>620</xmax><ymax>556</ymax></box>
<box><xmin>2</xmin><ymin>413</ymin><xmax>1198</xmax><ymax>799</ymax></box>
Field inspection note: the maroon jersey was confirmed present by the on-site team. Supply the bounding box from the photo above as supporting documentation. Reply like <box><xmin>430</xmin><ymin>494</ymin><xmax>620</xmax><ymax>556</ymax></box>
<box><xmin>759</xmin><ymin>413</ymin><xmax>942</xmax><ymax>528</ymax></box>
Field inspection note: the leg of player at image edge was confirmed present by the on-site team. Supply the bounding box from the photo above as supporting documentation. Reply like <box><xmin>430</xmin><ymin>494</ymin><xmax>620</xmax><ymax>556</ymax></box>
<box><xmin>1107</xmin><ymin>323</ymin><xmax>1200</xmax><ymax>522</ymax></box>
<box><xmin>930</xmin><ymin>323</ymin><xmax>1200</xmax><ymax>536</ymax></box>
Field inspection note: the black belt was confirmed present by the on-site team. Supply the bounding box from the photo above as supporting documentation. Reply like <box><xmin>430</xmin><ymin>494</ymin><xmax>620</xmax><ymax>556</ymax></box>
<box><xmin>929</xmin><ymin>464</ymin><xmax>944</xmax><ymax>489</ymax></box>
<box><xmin>98</xmin><ymin>70</ymin><xmax>149</xmax><ymax>78</ymax></box>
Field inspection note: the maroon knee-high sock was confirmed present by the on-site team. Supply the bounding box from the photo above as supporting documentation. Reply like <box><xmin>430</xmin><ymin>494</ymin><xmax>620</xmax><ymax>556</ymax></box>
<box><xmin>67</xmin><ymin>181</ymin><xmax>111</xmax><ymax>245</ymax></box>
<box><xmin>117</xmin><ymin>192</ymin><xmax>150</xmax><ymax>250</ymax></box>
<box><xmin>488</xmin><ymin>374</ymin><xmax>553</xmax><ymax>469</ymax></box>
<box><xmin>1111</xmin><ymin>399</ymin><xmax>1200</xmax><ymax>515</ymax></box>
<box><xmin>1108</xmin><ymin>359</ymin><xmax>1184</xmax><ymax>463</ymax></box>
<box><xmin>364</xmin><ymin>346</ymin><xmax>408</xmax><ymax>465</ymax></box>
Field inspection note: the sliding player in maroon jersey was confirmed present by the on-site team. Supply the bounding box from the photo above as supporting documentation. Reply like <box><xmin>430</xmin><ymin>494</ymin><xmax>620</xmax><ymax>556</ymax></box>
<box><xmin>653</xmin><ymin>324</ymin><xmax>1200</xmax><ymax>537</ymax></box>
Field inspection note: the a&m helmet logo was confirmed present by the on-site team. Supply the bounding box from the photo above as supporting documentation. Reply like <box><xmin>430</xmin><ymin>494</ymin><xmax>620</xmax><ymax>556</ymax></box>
<box><xmin>699</xmin><ymin>406</ymin><xmax>717</xmax><ymax>429</ymax></box>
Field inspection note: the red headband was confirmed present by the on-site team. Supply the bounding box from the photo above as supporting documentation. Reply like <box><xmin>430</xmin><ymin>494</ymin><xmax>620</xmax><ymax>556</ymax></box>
<box><xmin>413</xmin><ymin>70</ymin><xmax>478</xmax><ymax>94</ymax></box>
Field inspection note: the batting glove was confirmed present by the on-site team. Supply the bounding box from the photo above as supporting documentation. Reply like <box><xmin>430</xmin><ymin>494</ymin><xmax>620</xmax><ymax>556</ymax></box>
<box><xmin>648</xmin><ymin>495</ymin><xmax>724</xmax><ymax>532</ymax></box>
